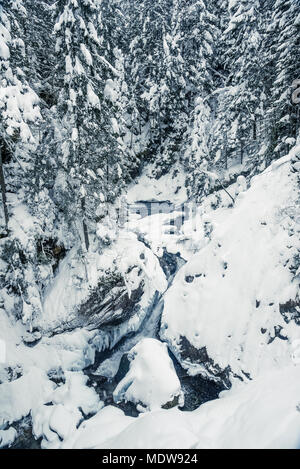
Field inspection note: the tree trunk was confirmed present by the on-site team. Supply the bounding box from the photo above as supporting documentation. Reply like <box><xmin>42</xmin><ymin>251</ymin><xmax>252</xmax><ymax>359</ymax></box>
<box><xmin>223</xmin><ymin>132</ymin><xmax>228</xmax><ymax>170</ymax></box>
<box><xmin>253</xmin><ymin>115</ymin><xmax>257</xmax><ymax>140</ymax></box>
<box><xmin>240</xmin><ymin>139</ymin><xmax>244</xmax><ymax>164</ymax></box>
<box><xmin>81</xmin><ymin>198</ymin><xmax>89</xmax><ymax>252</ymax></box>
<box><xmin>0</xmin><ymin>147</ymin><xmax>9</xmax><ymax>233</ymax></box>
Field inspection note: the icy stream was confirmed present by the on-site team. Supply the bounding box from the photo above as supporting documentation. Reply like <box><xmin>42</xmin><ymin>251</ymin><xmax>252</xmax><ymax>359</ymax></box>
<box><xmin>10</xmin><ymin>217</ymin><xmax>225</xmax><ymax>448</ymax></box>
<box><xmin>83</xmin><ymin>250</ymin><xmax>224</xmax><ymax>417</ymax></box>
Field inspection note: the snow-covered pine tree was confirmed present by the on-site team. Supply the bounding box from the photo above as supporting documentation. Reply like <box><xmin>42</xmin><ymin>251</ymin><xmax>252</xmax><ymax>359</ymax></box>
<box><xmin>269</xmin><ymin>0</ymin><xmax>300</xmax><ymax>158</ymax></box>
<box><xmin>0</xmin><ymin>0</ymin><xmax>41</xmax><ymax>231</ymax></box>
<box><xmin>153</xmin><ymin>0</ymin><xmax>190</xmax><ymax>175</ymax></box>
<box><xmin>181</xmin><ymin>0</ymin><xmax>219</xmax><ymax>200</ymax></box>
<box><xmin>123</xmin><ymin>0</ymin><xmax>189</xmax><ymax>175</ymax></box>
<box><xmin>53</xmin><ymin>0</ymin><xmax>127</xmax><ymax>251</ymax></box>
<box><xmin>219</xmin><ymin>0</ymin><xmax>265</xmax><ymax>169</ymax></box>
<box><xmin>0</xmin><ymin>0</ymin><xmax>47</xmax><ymax>327</ymax></box>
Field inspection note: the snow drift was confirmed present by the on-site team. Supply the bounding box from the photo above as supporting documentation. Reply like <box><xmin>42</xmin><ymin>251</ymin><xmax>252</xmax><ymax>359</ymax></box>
<box><xmin>160</xmin><ymin>153</ymin><xmax>300</xmax><ymax>383</ymax></box>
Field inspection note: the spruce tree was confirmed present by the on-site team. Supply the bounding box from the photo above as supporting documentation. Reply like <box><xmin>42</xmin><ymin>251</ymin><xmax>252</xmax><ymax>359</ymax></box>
<box><xmin>270</xmin><ymin>0</ymin><xmax>300</xmax><ymax>157</ymax></box>
<box><xmin>53</xmin><ymin>0</ymin><xmax>127</xmax><ymax>251</ymax></box>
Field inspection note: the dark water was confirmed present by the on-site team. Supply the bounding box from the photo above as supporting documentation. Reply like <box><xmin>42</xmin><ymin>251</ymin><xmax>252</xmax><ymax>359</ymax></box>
<box><xmin>8</xmin><ymin>416</ymin><xmax>41</xmax><ymax>450</ymax></box>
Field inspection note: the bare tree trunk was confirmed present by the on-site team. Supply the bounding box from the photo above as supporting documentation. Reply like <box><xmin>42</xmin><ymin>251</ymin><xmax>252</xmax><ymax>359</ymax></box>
<box><xmin>76</xmin><ymin>125</ymin><xmax>89</xmax><ymax>252</ymax></box>
<box><xmin>81</xmin><ymin>198</ymin><xmax>89</xmax><ymax>252</ymax></box>
<box><xmin>130</xmin><ymin>116</ymin><xmax>133</xmax><ymax>150</ymax></box>
<box><xmin>223</xmin><ymin>132</ymin><xmax>228</xmax><ymax>170</ymax></box>
<box><xmin>0</xmin><ymin>147</ymin><xmax>9</xmax><ymax>234</ymax></box>
<box><xmin>253</xmin><ymin>115</ymin><xmax>257</xmax><ymax>140</ymax></box>
<box><xmin>240</xmin><ymin>139</ymin><xmax>244</xmax><ymax>164</ymax></box>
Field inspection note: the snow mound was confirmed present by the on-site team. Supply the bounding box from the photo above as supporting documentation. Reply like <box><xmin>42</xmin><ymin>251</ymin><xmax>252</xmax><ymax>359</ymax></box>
<box><xmin>113</xmin><ymin>338</ymin><xmax>183</xmax><ymax>412</ymax></box>
<box><xmin>32</xmin><ymin>404</ymin><xmax>83</xmax><ymax>449</ymax></box>
<box><xmin>62</xmin><ymin>365</ymin><xmax>300</xmax><ymax>449</ymax></box>
<box><xmin>62</xmin><ymin>406</ymin><xmax>134</xmax><ymax>449</ymax></box>
<box><xmin>99</xmin><ymin>408</ymin><xmax>198</xmax><ymax>450</ymax></box>
<box><xmin>49</xmin><ymin>371</ymin><xmax>101</xmax><ymax>416</ymax></box>
<box><xmin>0</xmin><ymin>368</ymin><xmax>54</xmax><ymax>426</ymax></box>
<box><xmin>160</xmin><ymin>153</ymin><xmax>300</xmax><ymax>382</ymax></box>
<box><xmin>192</xmin><ymin>364</ymin><xmax>300</xmax><ymax>449</ymax></box>
<box><xmin>31</xmin><ymin>371</ymin><xmax>103</xmax><ymax>449</ymax></box>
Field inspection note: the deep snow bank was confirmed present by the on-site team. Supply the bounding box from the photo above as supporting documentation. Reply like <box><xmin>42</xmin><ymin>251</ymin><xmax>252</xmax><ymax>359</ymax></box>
<box><xmin>160</xmin><ymin>152</ymin><xmax>300</xmax><ymax>383</ymax></box>
<box><xmin>61</xmin><ymin>365</ymin><xmax>300</xmax><ymax>449</ymax></box>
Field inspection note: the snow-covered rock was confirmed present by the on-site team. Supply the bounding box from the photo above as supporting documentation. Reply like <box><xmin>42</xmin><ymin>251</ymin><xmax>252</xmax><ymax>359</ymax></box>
<box><xmin>0</xmin><ymin>368</ymin><xmax>54</xmax><ymax>426</ymax></box>
<box><xmin>126</xmin><ymin>163</ymin><xmax>187</xmax><ymax>205</ymax></box>
<box><xmin>113</xmin><ymin>338</ymin><xmax>183</xmax><ymax>412</ymax></box>
<box><xmin>49</xmin><ymin>371</ymin><xmax>102</xmax><ymax>416</ymax></box>
<box><xmin>160</xmin><ymin>154</ymin><xmax>300</xmax><ymax>383</ymax></box>
<box><xmin>41</xmin><ymin>232</ymin><xmax>167</xmax><ymax>341</ymax></box>
<box><xmin>31</xmin><ymin>371</ymin><xmax>103</xmax><ymax>449</ymax></box>
<box><xmin>0</xmin><ymin>427</ymin><xmax>17</xmax><ymax>449</ymax></box>
<box><xmin>31</xmin><ymin>404</ymin><xmax>82</xmax><ymax>449</ymax></box>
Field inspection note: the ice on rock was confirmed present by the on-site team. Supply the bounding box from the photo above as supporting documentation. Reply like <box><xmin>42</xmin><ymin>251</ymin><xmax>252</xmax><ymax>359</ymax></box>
<box><xmin>0</xmin><ymin>427</ymin><xmax>17</xmax><ymax>449</ymax></box>
<box><xmin>113</xmin><ymin>338</ymin><xmax>184</xmax><ymax>412</ymax></box>
<box><xmin>41</xmin><ymin>230</ymin><xmax>166</xmax><ymax>332</ymax></box>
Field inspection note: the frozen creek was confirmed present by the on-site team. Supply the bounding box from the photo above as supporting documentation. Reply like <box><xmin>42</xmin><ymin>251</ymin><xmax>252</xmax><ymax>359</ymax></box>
<box><xmin>84</xmin><ymin>249</ymin><xmax>224</xmax><ymax>415</ymax></box>
<box><xmin>2</xmin><ymin>151</ymin><xmax>300</xmax><ymax>449</ymax></box>
<box><xmin>10</xmin><ymin>247</ymin><xmax>224</xmax><ymax>449</ymax></box>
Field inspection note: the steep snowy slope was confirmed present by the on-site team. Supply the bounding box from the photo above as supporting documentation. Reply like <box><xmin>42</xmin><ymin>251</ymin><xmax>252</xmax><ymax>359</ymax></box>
<box><xmin>160</xmin><ymin>151</ymin><xmax>300</xmax><ymax>384</ymax></box>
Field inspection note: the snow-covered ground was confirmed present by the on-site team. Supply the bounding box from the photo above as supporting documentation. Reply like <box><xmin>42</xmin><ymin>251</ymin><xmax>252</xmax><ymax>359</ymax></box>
<box><xmin>61</xmin><ymin>365</ymin><xmax>300</xmax><ymax>449</ymax></box>
<box><xmin>0</xmin><ymin>148</ymin><xmax>299</xmax><ymax>449</ymax></box>
<box><xmin>160</xmin><ymin>152</ymin><xmax>300</xmax><ymax>382</ymax></box>
<box><xmin>126</xmin><ymin>163</ymin><xmax>187</xmax><ymax>205</ymax></box>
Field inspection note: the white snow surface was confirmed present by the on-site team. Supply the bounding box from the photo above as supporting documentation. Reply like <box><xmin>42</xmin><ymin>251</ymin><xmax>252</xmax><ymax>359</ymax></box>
<box><xmin>126</xmin><ymin>163</ymin><xmax>187</xmax><ymax>204</ymax></box>
<box><xmin>0</xmin><ymin>309</ymin><xmax>99</xmax><ymax>429</ymax></box>
<box><xmin>41</xmin><ymin>232</ymin><xmax>167</xmax><ymax>330</ymax></box>
<box><xmin>160</xmin><ymin>153</ymin><xmax>300</xmax><ymax>380</ymax></box>
<box><xmin>0</xmin><ymin>367</ymin><xmax>54</xmax><ymax>426</ymax></box>
<box><xmin>113</xmin><ymin>338</ymin><xmax>183</xmax><ymax>412</ymax></box>
<box><xmin>62</xmin><ymin>365</ymin><xmax>300</xmax><ymax>449</ymax></box>
<box><xmin>31</xmin><ymin>371</ymin><xmax>103</xmax><ymax>449</ymax></box>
